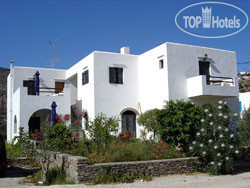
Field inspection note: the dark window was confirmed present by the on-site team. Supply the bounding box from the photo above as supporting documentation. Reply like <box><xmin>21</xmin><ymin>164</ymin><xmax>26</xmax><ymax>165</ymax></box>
<box><xmin>199</xmin><ymin>61</ymin><xmax>210</xmax><ymax>76</ymax></box>
<box><xmin>159</xmin><ymin>59</ymin><xmax>164</xmax><ymax>69</ymax></box>
<box><xmin>109</xmin><ymin>67</ymin><xmax>123</xmax><ymax>84</ymax></box>
<box><xmin>23</xmin><ymin>80</ymin><xmax>36</xmax><ymax>95</ymax></box>
<box><xmin>82</xmin><ymin>70</ymin><xmax>89</xmax><ymax>85</ymax></box>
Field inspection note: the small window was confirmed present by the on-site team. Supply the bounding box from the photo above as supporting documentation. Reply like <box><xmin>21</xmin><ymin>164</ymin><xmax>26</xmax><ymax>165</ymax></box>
<box><xmin>109</xmin><ymin>67</ymin><xmax>123</xmax><ymax>84</ymax></box>
<box><xmin>159</xmin><ymin>59</ymin><xmax>164</xmax><ymax>69</ymax></box>
<box><xmin>23</xmin><ymin>80</ymin><xmax>36</xmax><ymax>95</ymax></box>
<box><xmin>82</xmin><ymin>70</ymin><xmax>89</xmax><ymax>85</ymax></box>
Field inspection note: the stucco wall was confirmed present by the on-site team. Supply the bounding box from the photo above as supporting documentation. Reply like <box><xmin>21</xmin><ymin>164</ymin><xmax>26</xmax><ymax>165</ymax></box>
<box><xmin>138</xmin><ymin>43</ymin><xmax>169</xmax><ymax>112</ymax></box>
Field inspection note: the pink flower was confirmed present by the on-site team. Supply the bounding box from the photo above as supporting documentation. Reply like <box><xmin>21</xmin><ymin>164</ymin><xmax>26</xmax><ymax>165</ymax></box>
<box><xmin>152</xmin><ymin>153</ymin><xmax>156</xmax><ymax>156</ymax></box>
<box><xmin>159</xmin><ymin>154</ymin><xmax>162</xmax><ymax>156</ymax></box>
<box><xmin>155</xmin><ymin>156</ymin><xmax>159</xmax><ymax>158</ymax></box>
<box><xmin>56</xmin><ymin>115</ymin><xmax>60</xmax><ymax>120</ymax></box>
<box><xmin>58</xmin><ymin>119</ymin><xmax>63</xmax><ymax>123</ymax></box>
<box><xmin>128</xmin><ymin>132</ymin><xmax>131</xmax><ymax>136</ymax></box>
<box><xmin>152</xmin><ymin>148</ymin><xmax>156</xmax><ymax>151</ymax></box>
<box><xmin>119</xmin><ymin>133</ymin><xmax>123</xmax><ymax>138</ymax></box>
<box><xmin>75</xmin><ymin>132</ymin><xmax>79</xmax><ymax>137</ymax></box>
<box><xmin>64</xmin><ymin>114</ymin><xmax>70</xmax><ymax>121</ymax></box>
<box><xmin>76</xmin><ymin>120</ymin><xmax>80</xmax><ymax>125</ymax></box>
<box><xmin>153</xmin><ymin>144</ymin><xmax>156</xmax><ymax>146</ymax></box>
<box><xmin>156</xmin><ymin>150</ymin><xmax>159</xmax><ymax>153</ymax></box>
<box><xmin>124</xmin><ymin>132</ymin><xmax>127</xmax><ymax>135</ymax></box>
<box><xmin>160</xmin><ymin>141</ymin><xmax>164</xmax><ymax>144</ymax></box>
<box><xmin>166</xmin><ymin>149</ymin><xmax>169</xmax><ymax>152</ymax></box>
<box><xmin>79</xmin><ymin>113</ymin><xmax>83</xmax><ymax>118</ymax></box>
<box><xmin>161</xmin><ymin>149</ymin><xmax>164</xmax><ymax>152</ymax></box>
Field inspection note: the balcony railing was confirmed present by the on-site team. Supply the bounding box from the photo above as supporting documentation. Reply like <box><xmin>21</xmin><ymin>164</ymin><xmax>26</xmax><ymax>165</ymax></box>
<box><xmin>206</xmin><ymin>76</ymin><xmax>234</xmax><ymax>87</ymax></box>
<box><xmin>40</xmin><ymin>87</ymin><xmax>64</xmax><ymax>96</ymax></box>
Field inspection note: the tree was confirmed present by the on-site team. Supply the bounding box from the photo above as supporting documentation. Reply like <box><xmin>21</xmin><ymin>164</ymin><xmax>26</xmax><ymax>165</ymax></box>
<box><xmin>156</xmin><ymin>100</ymin><xmax>203</xmax><ymax>152</ymax></box>
<box><xmin>137</xmin><ymin>109</ymin><xmax>159</xmax><ymax>139</ymax></box>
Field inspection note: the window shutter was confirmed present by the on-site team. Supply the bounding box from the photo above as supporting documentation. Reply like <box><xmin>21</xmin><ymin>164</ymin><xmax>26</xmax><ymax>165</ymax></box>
<box><xmin>109</xmin><ymin>67</ymin><xmax>114</xmax><ymax>83</ymax></box>
<box><xmin>86</xmin><ymin>70</ymin><xmax>89</xmax><ymax>84</ymax></box>
<box><xmin>118</xmin><ymin>68</ymin><xmax>123</xmax><ymax>84</ymax></box>
<box><xmin>82</xmin><ymin>72</ymin><xmax>85</xmax><ymax>85</ymax></box>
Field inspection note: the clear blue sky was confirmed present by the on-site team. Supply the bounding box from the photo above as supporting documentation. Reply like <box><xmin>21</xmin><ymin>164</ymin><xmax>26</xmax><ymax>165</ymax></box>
<box><xmin>1</xmin><ymin>0</ymin><xmax>250</xmax><ymax>72</ymax></box>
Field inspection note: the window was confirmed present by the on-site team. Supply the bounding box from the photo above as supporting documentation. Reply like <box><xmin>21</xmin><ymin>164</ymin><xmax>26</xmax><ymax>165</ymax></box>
<box><xmin>199</xmin><ymin>61</ymin><xmax>210</xmax><ymax>76</ymax></box>
<box><xmin>55</xmin><ymin>82</ymin><xmax>64</xmax><ymax>93</ymax></box>
<box><xmin>159</xmin><ymin>59</ymin><xmax>164</xmax><ymax>69</ymax></box>
<box><xmin>82</xmin><ymin>70</ymin><xmax>89</xmax><ymax>85</ymax></box>
<box><xmin>23</xmin><ymin>80</ymin><xmax>36</xmax><ymax>95</ymax></box>
<box><xmin>109</xmin><ymin>67</ymin><xmax>123</xmax><ymax>84</ymax></box>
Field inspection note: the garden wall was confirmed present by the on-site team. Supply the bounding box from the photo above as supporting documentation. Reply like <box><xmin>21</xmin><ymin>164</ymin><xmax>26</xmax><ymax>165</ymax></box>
<box><xmin>36</xmin><ymin>150</ymin><xmax>197</xmax><ymax>183</ymax></box>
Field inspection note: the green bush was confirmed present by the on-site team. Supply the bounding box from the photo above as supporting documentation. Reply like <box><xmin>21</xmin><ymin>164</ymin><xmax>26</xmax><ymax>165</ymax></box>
<box><xmin>240</xmin><ymin>107</ymin><xmax>250</xmax><ymax>146</ymax></box>
<box><xmin>5</xmin><ymin>141</ymin><xmax>23</xmax><ymax>158</ymax></box>
<box><xmin>137</xmin><ymin>109</ymin><xmax>159</xmax><ymax>139</ymax></box>
<box><xmin>88</xmin><ymin>113</ymin><xmax>119</xmax><ymax>152</ymax></box>
<box><xmin>190</xmin><ymin>101</ymin><xmax>240</xmax><ymax>174</ymax></box>
<box><xmin>156</xmin><ymin>100</ymin><xmax>203</xmax><ymax>152</ymax></box>
<box><xmin>43</xmin><ymin>122</ymin><xmax>73</xmax><ymax>151</ymax></box>
<box><xmin>92</xmin><ymin>168</ymin><xmax>134</xmax><ymax>184</ymax></box>
<box><xmin>43</xmin><ymin>166</ymin><xmax>73</xmax><ymax>186</ymax></box>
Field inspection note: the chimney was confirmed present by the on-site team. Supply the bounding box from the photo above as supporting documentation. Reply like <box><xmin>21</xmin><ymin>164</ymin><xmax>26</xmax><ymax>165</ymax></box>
<box><xmin>9</xmin><ymin>60</ymin><xmax>13</xmax><ymax>72</ymax></box>
<box><xmin>120</xmin><ymin>47</ymin><xmax>130</xmax><ymax>54</ymax></box>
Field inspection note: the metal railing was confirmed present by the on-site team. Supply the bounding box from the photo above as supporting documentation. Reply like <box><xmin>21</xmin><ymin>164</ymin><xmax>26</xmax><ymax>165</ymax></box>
<box><xmin>206</xmin><ymin>75</ymin><xmax>234</xmax><ymax>87</ymax></box>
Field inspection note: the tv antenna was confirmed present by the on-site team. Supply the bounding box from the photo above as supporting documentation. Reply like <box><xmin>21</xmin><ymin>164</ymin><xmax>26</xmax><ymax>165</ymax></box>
<box><xmin>49</xmin><ymin>39</ymin><xmax>58</xmax><ymax>68</ymax></box>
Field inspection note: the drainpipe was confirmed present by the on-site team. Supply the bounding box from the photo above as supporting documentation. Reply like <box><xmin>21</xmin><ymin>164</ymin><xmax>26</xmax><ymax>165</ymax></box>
<box><xmin>9</xmin><ymin>60</ymin><xmax>14</xmax><ymax>141</ymax></box>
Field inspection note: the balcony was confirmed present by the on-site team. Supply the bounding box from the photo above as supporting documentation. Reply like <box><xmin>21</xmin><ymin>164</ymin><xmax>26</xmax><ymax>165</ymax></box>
<box><xmin>187</xmin><ymin>75</ymin><xmax>238</xmax><ymax>98</ymax></box>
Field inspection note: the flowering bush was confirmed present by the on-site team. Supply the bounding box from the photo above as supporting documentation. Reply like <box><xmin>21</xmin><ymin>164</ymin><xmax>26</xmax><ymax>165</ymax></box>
<box><xmin>190</xmin><ymin>101</ymin><xmax>240</xmax><ymax>174</ymax></box>
<box><xmin>119</xmin><ymin>131</ymin><xmax>132</xmax><ymax>142</ymax></box>
<box><xmin>152</xmin><ymin>141</ymin><xmax>170</xmax><ymax>159</ymax></box>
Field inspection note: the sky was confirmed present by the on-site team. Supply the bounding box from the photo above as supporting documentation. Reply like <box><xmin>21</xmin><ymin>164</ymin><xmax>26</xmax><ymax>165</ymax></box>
<box><xmin>1</xmin><ymin>0</ymin><xmax>250</xmax><ymax>72</ymax></box>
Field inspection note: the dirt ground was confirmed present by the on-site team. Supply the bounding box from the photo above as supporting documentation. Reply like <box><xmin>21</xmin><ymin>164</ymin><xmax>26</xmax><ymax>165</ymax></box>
<box><xmin>0</xmin><ymin>169</ymin><xmax>250</xmax><ymax>188</ymax></box>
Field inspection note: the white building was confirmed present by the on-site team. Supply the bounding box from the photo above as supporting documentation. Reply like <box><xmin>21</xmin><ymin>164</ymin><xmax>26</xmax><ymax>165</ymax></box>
<box><xmin>7</xmin><ymin>42</ymin><xmax>240</xmax><ymax>142</ymax></box>
<box><xmin>239</xmin><ymin>92</ymin><xmax>250</xmax><ymax>112</ymax></box>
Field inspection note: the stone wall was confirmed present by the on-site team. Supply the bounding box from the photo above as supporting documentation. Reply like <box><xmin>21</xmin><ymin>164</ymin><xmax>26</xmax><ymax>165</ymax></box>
<box><xmin>36</xmin><ymin>150</ymin><xmax>197</xmax><ymax>183</ymax></box>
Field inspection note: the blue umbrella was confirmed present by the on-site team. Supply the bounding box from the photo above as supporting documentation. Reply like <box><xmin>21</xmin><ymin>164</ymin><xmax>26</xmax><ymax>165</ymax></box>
<box><xmin>34</xmin><ymin>71</ymin><xmax>40</xmax><ymax>95</ymax></box>
<box><xmin>50</xmin><ymin>101</ymin><xmax>57</xmax><ymax>126</ymax></box>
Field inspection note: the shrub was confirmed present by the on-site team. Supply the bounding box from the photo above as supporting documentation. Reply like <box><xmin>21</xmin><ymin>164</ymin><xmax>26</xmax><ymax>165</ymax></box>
<box><xmin>137</xmin><ymin>109</ymin><xmax>159</xmax><ymax>139</ymax></box>
<box><xmin>156</xmin><ymin>100</ymin><xmax>203</xmax><ymax>152</ymax></box>
<box><xmin>43</xmin><ymin>166</ymin><xmax>73</xmax><ymax>186</ymax></box>
<box><xmin>240</xmin><ymin>107</ymin><xmax>250</xmax><ymax>146</ymax></box>
<box><xmin>92</xmin><ymin>168</ymin><xmax>134</xmax><ymax>184</ymax></box>
<box><xmin>5</xmin><ymin>141</ymin><xmax>23</xmax><ymax>158</ymax></box>
<box><xmin>43</xmin><ymin>122</ymin><xmax>73</xmax><ymax>151</ymax></box>
<box><xmin>13</xmin><ymin>127</ymin><xmax>36</xmax><ymax>157</ymax></box>
<box><xmin>189</xmin><ymin>101</ymin><xmax>240</xmax><ymax>174</ymax></box>
<box><xmin>88</xmin><ymin>113</ymin><xmax>119</xmax><ymax>152</ymax></box>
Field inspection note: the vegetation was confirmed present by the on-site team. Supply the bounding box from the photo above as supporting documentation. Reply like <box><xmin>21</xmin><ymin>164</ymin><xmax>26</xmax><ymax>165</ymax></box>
<box><xmin>189</xmin><ymin>101</ymin><xmax>241</xmax><ymax>174</ymax></box>
<box><xmin>240</xmin><ymin>107</ymin><xmax>250</xmax><ymax>146</ymax></box>
<box><xmin>156</xmin><ymin>100</ymin><xmax>203</xmax><ymax>152</ymax></box>
<box><xmin>31</xmin><ymin>166</ymin><xmax>73</xmax><ymax>186</ymax></box>
<box><xmin>92</xmin><ymin>168</ymin><xmax>135</xmax><ymax>184</ymax></box>
<box><xmin>137</xmin><ymin>109</ymin><xmax>159</xmax><ymax>139</ymax></box>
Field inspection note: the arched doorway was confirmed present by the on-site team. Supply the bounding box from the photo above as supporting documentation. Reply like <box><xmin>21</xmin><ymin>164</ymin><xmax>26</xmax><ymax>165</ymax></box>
<box><xmin>122</xmin><ymin>110</ymin><xmax>136</xmax><ymax>138</ymax></box>
<box><xmin>28</xmin><ymin>109</ymin><xmax>51</xmax><ymax>135</ymax></box>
